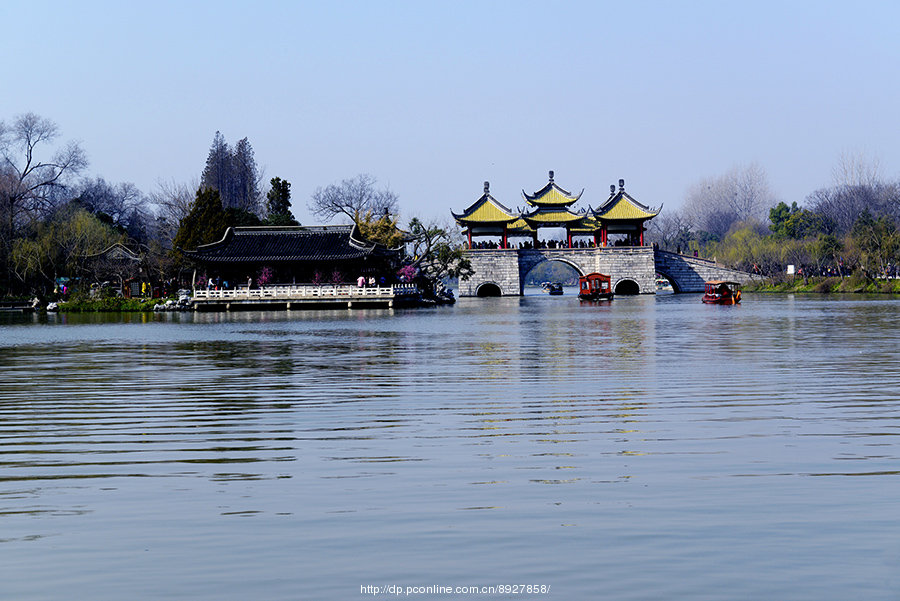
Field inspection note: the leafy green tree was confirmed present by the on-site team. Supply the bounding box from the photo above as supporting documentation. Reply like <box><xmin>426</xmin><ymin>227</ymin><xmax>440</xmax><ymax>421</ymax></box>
<box><xmin>769</xmin><ymin>201</ymin><xmax>825</xmax><ymax>238</ymax></box>
<box><xmin>851</xmin><ymin>210</ymin><xmax>899</xmax><ymax>277</ymax></box>
<box><xmin>264</xmin><ymin>177</ymin><xmax>297</xmax><ymax>225</ymax></box>
<box><xmin>356</xmin><ymin>210</ymin><xmax>404</xmax><ymax>247</ymax></box>
<box><xmin>815</xmin><ymin>234</ymin><xmax>844</xmax><ymax>277</ymax></box>
<box><xmin>780</xmin><ymin>238</ymin><xmax>814</xmax><ymax>281</ymax></box>
<box><xmin>406</xmin><ymin>218</ymin><xmax>473</xmax><ymax>283</ymax></box>
<box><xmin>785</xmin><ymin>209</ymin><xmax>824</xmax><ymax>239</ymax></box>
<box><xmin>223</xmin><ymin>207</ymin><xmax>262</xmax><ymax>227</ymax></box>
<box><xmin>172</xmin><ymin>188</ymin><xmax>228</xmax><ymax>257</ymax></box>
<box><xmin>10</xmin><ymin>205</ymin><xmax>118</xmax><ymax>292</ymax></box>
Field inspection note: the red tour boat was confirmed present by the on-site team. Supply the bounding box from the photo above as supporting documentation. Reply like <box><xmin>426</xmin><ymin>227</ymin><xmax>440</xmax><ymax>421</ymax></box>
<box><xmin>702</xmin><ymin>280</ymin><xmax>741</xmax><ymax>304</ymax></box>
<box><xmin>578</xmin><ymin>273</ymin><xmax>614</xmax><ymax>301</ymax></box>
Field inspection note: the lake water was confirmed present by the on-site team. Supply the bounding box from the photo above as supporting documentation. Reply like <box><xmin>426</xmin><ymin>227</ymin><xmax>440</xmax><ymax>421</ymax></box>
<box><xmin>2</xmin><ymin>291</ymin><xmax>900</xmax><ymax>600</ymax></box>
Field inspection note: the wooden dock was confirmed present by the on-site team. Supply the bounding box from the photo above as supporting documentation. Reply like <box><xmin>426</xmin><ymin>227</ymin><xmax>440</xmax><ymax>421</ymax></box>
<box><xmin>190</xmin><ymin>283</ymin><xmax>420</xmax><ymax>311</ymax></box>
<box><xmin>0</xmin><ymin>302</ymin><xmax>35</xmax><ymax>314</ymax></box>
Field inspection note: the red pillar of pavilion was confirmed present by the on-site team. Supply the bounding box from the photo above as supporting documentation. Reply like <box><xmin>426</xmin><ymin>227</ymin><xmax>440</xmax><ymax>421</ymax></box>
<box><xmin>502</xmin><ymin>227</ymin><xmax>508</xmax><ymax>249</ymax></box>
<box><xmin>467</xmin><ymin>229</ymin><xmax>472</xmax><ymax>249</ymax></box>
<box><xmin>567</xmin><ymin>228</ymin><xmax>573</xmax><ymax>249</ymax></box>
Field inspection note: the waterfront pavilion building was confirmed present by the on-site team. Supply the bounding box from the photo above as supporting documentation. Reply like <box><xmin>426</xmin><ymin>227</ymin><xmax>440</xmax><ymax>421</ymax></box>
<box><xmin>451</xmin><ymin>181</ymin><xmax>532</xmax><ymax>249</ymax></box>
<box><xmin>591</xmin><ymin>179</ymin><xmax>662</xmax><ymax>247</ymax></box>
<box><xmin>181</xmin><ymin>224</ymin><xmax>404</xmax><ymax>287</ymax></box>
<box><xmin>452</xmin><ymin>171</ymin><xmax>661</xmax><ymax>249</ymax></box>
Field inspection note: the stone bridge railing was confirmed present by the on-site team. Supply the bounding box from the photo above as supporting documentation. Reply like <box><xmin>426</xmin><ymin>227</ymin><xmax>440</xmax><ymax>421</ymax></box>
<box><xmin>653</xmin><ymin>251</ymin><xmax>762</xmax><ymax>293</ymax></box>
<box><xmin>193</xmin><ymin>283</ymin><xmax>419</xmax><ymax>301</ymax></box>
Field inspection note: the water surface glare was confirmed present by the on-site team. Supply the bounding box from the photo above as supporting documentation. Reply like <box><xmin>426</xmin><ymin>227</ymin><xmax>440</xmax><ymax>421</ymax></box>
<box><xmin>2</xmin><ymin>292</ymin><xmax>900</xmax><ymax>600</ymax></box>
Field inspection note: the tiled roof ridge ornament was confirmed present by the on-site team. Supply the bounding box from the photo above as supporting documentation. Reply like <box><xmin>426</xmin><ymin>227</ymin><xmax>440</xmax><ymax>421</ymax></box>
<box><xmin>549</xmin><ymin>170</ymin><xmax>554</xmax><ymax>183</ymax></box>
<box><xmin>484</xmin><ymin>181</ymin><xmax>490</xmax><ymax>194</ymax></box>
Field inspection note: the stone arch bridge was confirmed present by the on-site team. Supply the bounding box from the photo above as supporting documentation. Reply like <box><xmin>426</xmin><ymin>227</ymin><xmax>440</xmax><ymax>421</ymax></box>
<box><xmin>459</xmin><ymin>247</ymin><xmax>761</xmax><ymax>296</ymax></box>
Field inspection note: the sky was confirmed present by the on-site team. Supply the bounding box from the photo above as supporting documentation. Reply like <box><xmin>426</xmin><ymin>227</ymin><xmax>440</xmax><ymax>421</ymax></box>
<box><xmin>4</xmin><ymin>0</ymin><xmax>900</xmax><ymax>225</ymax></box>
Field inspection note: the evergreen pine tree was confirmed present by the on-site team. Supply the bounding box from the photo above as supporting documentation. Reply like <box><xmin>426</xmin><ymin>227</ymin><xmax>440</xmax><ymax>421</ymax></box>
<box><xmin>172</xmin><ymin>187</ymin><xmax>228</xmax><ymax>257</ymax></box>
<box><xmin>232</xmin><ymin>137</ymin><xmax>261</xmax><ymax>214</ymax></box>
<box><xmin>265</xmin><ymin>177</ymin><xmax>297</xmax><ymax>225</ymax></box>
<box><xmin>200</xmin><ymin>132</ymin><xmax>233</xmax><ymax>208</ymax></box>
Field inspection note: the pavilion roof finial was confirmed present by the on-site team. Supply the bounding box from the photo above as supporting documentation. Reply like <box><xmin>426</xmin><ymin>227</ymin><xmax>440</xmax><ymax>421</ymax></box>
<box><xmin>619</xmin><ymin>178</ymin><xmax>625</xmax><ymax>191</ymax></box>
<box><xmin>484</xmin><ymin>181</ymin><xmax>490</xmax><ymax>194</ymax></box>
<box><xmin>549</xmin><ymin>170</ymin><xmax>554</xmax><ymax>183</ymax></box>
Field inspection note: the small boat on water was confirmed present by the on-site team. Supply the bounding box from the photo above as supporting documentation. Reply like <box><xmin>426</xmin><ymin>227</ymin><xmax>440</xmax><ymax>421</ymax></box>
<box><xmin>578</xmin><ymin>272</ymin><xmax>613</xmax><ymax>301</ymax></box>
<box><xmin>544</xmin><ymin>282</ymin><xmax>564</xmax><ymax>295</ymax></box>
<box><xmin>702</xmin><ymin>280</ymin><xmax>741</xmax><ymax>305</ymax></box>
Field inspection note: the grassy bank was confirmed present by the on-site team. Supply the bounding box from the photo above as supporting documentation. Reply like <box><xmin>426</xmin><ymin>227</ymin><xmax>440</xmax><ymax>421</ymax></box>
<box><xmin>58</xmin><ymin>296</ymin><xmax>164</xmax><ymax>312</ymax></box>
<box><xmin>745</xmin><ymin>275</ymin><xmax>900</xmax><ymax>294</ymax></box>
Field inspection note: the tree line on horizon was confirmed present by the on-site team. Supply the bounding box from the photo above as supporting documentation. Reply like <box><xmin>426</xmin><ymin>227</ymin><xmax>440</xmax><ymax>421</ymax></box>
<box><xmin>2</xmin><ymin>111</ymin><xmax>899</xmax><ymax>298</ymax></box>
<box><xmin>648</xmin><ymin>158</ymin><xmax>900</xmax><ymax>280</ymax></box>
<box><xmin>0</xmin><ymin>113</ymin><xmax>468</xmax><ymax>298</ymax></box>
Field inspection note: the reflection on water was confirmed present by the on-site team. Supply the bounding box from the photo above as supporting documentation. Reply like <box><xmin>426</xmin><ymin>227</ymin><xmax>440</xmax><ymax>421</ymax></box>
<box><xmin>2</xmin><ymin>294</ymin><xmax>900</xmax><ymax>600</ymax></box>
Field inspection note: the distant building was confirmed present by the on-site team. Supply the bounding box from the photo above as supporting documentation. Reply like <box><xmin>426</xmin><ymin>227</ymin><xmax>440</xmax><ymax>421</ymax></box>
<box><xmin>82</xmin><ymin>243</ymin><xmax>147</xmax><ymax>297</ymax></box>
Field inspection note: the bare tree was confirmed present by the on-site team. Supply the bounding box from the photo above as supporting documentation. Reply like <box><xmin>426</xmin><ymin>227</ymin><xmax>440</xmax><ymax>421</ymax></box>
<box><xmin>646</xmin><ymin>209</ymin><xmax>694</xmax><ymax>251</ymax></box>
<box><xmin>730</xmin><ymin>163</ymin><xmax>774</xmax><ymax>222</ymax></box>
<box><xmin>0</xmin><ymin>113</ymin><xmax>88</xmax><ymax>266</ymax></box>
<box><xmin>832</xmin><ymin>150</ymin><xmax>882</xmax><ymax>189</ymax></box>
<box><xmin>75</xmin><ymin>177</ymin><xmax>143</xmax><ymax>224</ymax></box>
<box><xmin>808</xmin><ymin>180</ymin><xmax>900</xmax><ymax>235</ymax></box>
<box><xmin>683</xmin><ymin>163</ymin><xmax>774</xmax><ymax>239</ymax></box>
<box><xmin>309</xmin><ymin>173</ymin><xmax>398</xmax><ymax>224</ymax></box>
<box><xmin>149</xmin><ymin>178</ymin><xmax>197</xmax><ymax>248</ymax></box>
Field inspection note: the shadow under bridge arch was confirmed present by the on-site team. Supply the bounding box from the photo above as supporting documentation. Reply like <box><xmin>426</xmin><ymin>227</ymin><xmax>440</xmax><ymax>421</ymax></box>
<box><xmin>614</xmin><ymin>279</ymin><xmax>641</xmax><ymax>295</ymax></box>
<box><xmin>476</xmin><ymin>282</ymin><xmax>503</xmax><ymax>297</ymax></box>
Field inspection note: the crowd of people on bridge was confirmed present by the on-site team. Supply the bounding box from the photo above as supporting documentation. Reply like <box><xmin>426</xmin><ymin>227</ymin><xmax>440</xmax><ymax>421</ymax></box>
<box><xmin>466</xmin><ymin>238</ymin><xmax>645</xmax><ymax>250</ymax></box>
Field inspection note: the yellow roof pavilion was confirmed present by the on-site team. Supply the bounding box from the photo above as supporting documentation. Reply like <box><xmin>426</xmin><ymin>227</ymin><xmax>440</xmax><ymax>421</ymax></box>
<box><xmin>522</xmin><ymin>170</ymin><xmax>583</xmax><ymax>208</ymax></box>
<box><xmin>452</xmin><ymin>182</ymin><xmax>518</xmax><ymax>227</ymax></box>
<box><xmin>521</xmin><ymin>207</ymin><xmax>585</xmax><ymax>228</ymax></box>
<box><xmin>594</xmin><ymin>181</ymin><xmax>661</xmax><ymax>222</ymax></box>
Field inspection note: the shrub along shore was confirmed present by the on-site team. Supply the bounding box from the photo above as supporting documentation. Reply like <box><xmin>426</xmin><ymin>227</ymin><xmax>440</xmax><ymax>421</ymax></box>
<box><xmin>745</xmin><ymin>274</ymin><xmax>900</xmax><ymax>294</ymax></box>
<box><xmin>56</xmin><ymin>297</ymin><xmax>162</xmax><ymax>312</ymax></box>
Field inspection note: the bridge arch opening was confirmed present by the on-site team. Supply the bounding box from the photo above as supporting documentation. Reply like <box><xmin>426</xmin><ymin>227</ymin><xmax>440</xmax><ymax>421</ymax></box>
<box><xmin>522</xmin><ymin>259</ymin><xmax>583</xmax><ymax>292</ymax></box>
<box><xmin>655</xmin><ymin>273</ymin><xmax>679</xmax><ymax>294</ymax></box>
<box><xmin>615</xmin><ymin>279</ymin><xmax>641</xmax><ymax>295</ymax></box>
<box><xmin>476</xmin><ymin>282</ymin><xmax>502</xmax><ymax>297</ymax></box>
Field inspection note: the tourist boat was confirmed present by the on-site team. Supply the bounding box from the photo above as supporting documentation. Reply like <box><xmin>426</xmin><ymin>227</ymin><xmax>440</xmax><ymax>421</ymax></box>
<box><xmin>544</xmin><ymin>282</ymin><xmax>564</xmax><ymax>295</ymax></box>
<box><xmin>578</xmin><ymin>272</ymin><xmax>613</xmax><ymax>301</ymax></box>
<box><xmin>702</xmin><ymin>280</ymin><xmax>741</xmax><ymax>304</ymax></box>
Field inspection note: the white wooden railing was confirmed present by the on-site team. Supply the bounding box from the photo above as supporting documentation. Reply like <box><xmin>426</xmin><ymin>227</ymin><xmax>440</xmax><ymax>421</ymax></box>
<box><xmin>192</xmin><ymin>283</ymin><xmax>419</xmax><ymax>301</ymax></box>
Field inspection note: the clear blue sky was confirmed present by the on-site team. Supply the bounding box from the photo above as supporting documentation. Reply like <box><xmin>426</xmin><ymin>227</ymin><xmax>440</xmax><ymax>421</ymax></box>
<box><xmin>4</xmin><ymin>0</ymin><xmax>899</xmax><ymax>225</ymax></box>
